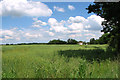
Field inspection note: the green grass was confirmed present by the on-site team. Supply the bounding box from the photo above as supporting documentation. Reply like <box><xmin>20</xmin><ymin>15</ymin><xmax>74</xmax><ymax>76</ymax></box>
<box><xmin>2</xmin><ymin>44</ymin><xmax>119</xmax><ymax>78</ymax></box>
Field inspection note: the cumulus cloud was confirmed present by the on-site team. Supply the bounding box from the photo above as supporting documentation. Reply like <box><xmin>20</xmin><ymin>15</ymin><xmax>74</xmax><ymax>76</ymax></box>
<box><xmin>48</xmin><ymin>18</ymin><xmax>67</xmax><ymax>32</ymax></box>
<box><xmin>85</xmin><ymin>15</ymin><xmax>104</xmax><ymax>31</ymax></box>
<box><xmin>32</xmin><ymin>18</ymin><xmax>47</xmax><ymax>27</ymax></box>
<box><xmin>25</xmin><ymin>33</ymin><xmax>42</xmax><ymax>38</ymax></box>
<box><xmin>46</xmin><ymin>31</ymin><xmax>55</xmax><ymax>36</ymax></box>
<box><xmin>68</xmin><ymin>15</ymin><xmax>104</xmax><ymax>31</ymax></box>
<box><xmin>1</xmin><ymin>15</ymin><xmax>104</xmax><ymax>43</ymax></box>
<box><xmin>0</xmin><ymin>30</ymin><xmax>14</xmax><ymax>36</ymax></box>
<box><xmin>47</xmin><ymin>15</ymin><xmax>104</xmax><ymax>41</ymax></box>
<box><xmin>84</xmin><ymin>33</ymin><xmax>96</xmax><ymax>38</ymax></box>
<box><xmin>69</xmin><ymin>34</ymin><xmax>82</xmax><ymax>38</ymax></box>
<box><xmin>68</xmin><ymin>16</ymin><xmax>86</xmax><ymax>23</ymax></box>
<box><xmin>68</xmin><ymin>5</ymin><xmax>75</xmax><ymax>10</ymax></box>
<box><xmin>47</xmin><ymin>15</ymin><xmax>104</xmax><ymax>38</ymax></box>
<box><xmin>0</xmin><ymin>29</ymin><xmax>19</xmax><ymax>40</ymax></box>
<box><xmin>0</xmin><ymin>28</ymin><xmax>44</xmax><ymax>42</ymax></box>
<box><xmin>0</xmin><ymin>0</ymin><xmax>52</xmax><ymax>17</ymax></box>
<box><xmin>68</xmin><ymin>23</ymin><xmax>84</xmax><ymax>31</ymax></box>
<box><xmin>53</xmin><ymin>6</ymin><xmax>65</xmax><ymax>12</ymax></box>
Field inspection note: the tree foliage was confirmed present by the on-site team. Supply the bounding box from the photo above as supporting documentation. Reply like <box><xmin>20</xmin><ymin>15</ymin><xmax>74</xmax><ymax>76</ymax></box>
<box><xmin>48</xmin><ymin>39</ymin><xmax>67</xmax><ymax>44</ymax></box>
<box><xmin>87</xmin><ymin>2</ymin><xmax>120</xmax><ymax>54</ymax></box>
<box><xmin>67</xmin><ymin>39</ymin><xmax>78</xmax><ymax>44</ymax></box>
<box><xmin>89</xmin><ymin>33</ymin><xmax>110</xmax><ymax>44</ymax></box>
<box><xmin>48</xmin><ymin>39</ymin><xmax>78</xmax><ymax>44</ymax></box>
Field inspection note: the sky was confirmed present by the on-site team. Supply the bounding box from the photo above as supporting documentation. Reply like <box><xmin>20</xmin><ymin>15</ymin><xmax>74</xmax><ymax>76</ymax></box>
<box><xmin>0</xmin><ymin>0</ymin><xmax>104</xmax><ymax>44</ymax></box>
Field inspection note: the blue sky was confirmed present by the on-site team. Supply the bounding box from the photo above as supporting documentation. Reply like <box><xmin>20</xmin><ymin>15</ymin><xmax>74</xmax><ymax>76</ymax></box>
<box><xmin>0</xmin><ymin>0</ymin><xmax>104</xmax><ymax>44</ymax></box>
<box><xmin>2</xmin><ymin>2</ymin><xmax>94</xmax><ymax>29</ymax></box>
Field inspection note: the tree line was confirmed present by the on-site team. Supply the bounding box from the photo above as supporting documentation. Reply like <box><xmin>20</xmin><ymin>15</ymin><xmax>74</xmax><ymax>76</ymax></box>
<box><xmin>89</xmin><ymin>33</ymin><xmax>111</xmax><ymax>44</ymax></box>
<box><xmin>2</xmin><ymin>32</ymin><xmax>114</xmax><ymax>45</ymax></box>
<box><xmin>48</xmin><ymin>39</ymin><xmax>79</xmax><ymax>44</ymax></box>
<box><xmin>3</xmin><ymin>33</ymin><xmax>112</xmax><ymax>45</ymax></box>
<box><xmin>2</xmin><ymin>38</ymin><xmax>87</xmax><ymax>45</ymax></box>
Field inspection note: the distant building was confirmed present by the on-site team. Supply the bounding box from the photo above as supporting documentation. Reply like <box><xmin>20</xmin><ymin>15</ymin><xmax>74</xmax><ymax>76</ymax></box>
<box><xmin>78</xmin><ymin>41</ymin><xmax>83</xmax><ymax>45</ymax></box>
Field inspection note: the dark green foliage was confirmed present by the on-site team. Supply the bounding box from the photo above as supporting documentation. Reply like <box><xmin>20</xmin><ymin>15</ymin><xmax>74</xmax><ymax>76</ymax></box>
<box><xmin>87</xmin><ymin>2</ymin><xmax>120</xmax><ymax>54</ymax></box>
<box><xmin>58</xmin><ymin>48</ymin><xmax>116</xmax><ymax>62</ymax></box>
<box><xmin>48</xmin><ymin>39</ymin><xmax>78</xmax><ymax>44</ymax></box>
<box><xmin>48</xmin><ymin>39</ymin><xmax>67</xmax><ymax>44</ymax></box>
<box><xmin>90</xmin><ymin>38</ymin><xmax>95</xmax><ymax>44</ymax></box>
<box><xmin>82</xmin><ymin>41</ymin><xmax>87</xmax><ymax>45</ymax></box>
<box><xmin>78</xmin><ymin>62</ymin><xmax>86</xmax><ymax>78</ymax></box>
<box><xmin>67</xmin><ymin>39</ymin><xmax>78</xmax><ymax>44</ymax></box>
<box><xmin>98</xmin><ymin>33</ymin><xmax>111</xmax><ymax>44</ymax></box>
<box><xmin>89</xmin><ymin>33</ymin><xmax>111</xmax><ymax>44</ymax></box>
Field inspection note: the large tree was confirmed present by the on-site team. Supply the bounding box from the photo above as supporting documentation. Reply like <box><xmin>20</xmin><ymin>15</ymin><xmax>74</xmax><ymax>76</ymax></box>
<box><xmin>48</xmin><ymin>39</ymin><xmax>67</xmax><ymax>44</ymax></box>
<box><xmin>67</xmin><ymin>39</ymin><xmax>78</xmax><ymax>44</ymax></box>
<box><xmin>90</xmin><ymin>38</ymin><xmax>95</xmax><ymax>44</ymax></box>
<box><xmin>86</xmin><ymin>2</ymin><xmax>120</xmax><ymax>54</ymax></box>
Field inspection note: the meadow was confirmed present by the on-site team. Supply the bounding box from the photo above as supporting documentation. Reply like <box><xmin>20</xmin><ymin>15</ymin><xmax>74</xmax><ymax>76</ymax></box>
<box><xmin>2</xmin><ymin>44</ymin><xmax>119</xmax><ymax>78</ymax></box>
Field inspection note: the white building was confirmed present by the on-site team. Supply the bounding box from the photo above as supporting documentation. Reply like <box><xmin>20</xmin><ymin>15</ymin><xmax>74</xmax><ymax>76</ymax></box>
<box><xmin>78</xmin><ymin>42</ymin><xmax>83</xmax><ymax>45</ymax></box>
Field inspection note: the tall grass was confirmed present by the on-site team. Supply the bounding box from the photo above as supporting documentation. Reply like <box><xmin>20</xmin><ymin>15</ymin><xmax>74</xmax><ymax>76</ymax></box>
<box><xmin>2</xmin><ymin>45</ymin><xmax>119</xmax><ymax>78</ymax></box>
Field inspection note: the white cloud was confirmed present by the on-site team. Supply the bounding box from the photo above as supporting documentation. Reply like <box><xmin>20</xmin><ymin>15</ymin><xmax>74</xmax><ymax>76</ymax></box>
<box><xmin>0</xmin><ymin>28</ymin><xmax>44</xmax><ymax>42</ymax></box>
<box><xmin>48</xmin><ymin>18</ymin><xmax>67</xmax><ymax>32</ymax></box>
<box><xmin>1</xmin><ymin>15</ymin><xmax>105</xmax><ymax>43</ymax></box>
<box><xmin>53</xmin><ymin>6</ymin><xmax>65</xmax><ymax>12</ymax></box>
<box><xmin>68</xmin><ymin>5</ymin><xmax>75</xmax><ymax>10</ymax></box>
<box><xmin>47</xmin><ymin>15</ymin><xmax>104</xmax><ymax>40</ymax></box>
<box><xmin>0</xmin><ymin>0</ymin><xmax>52</xmax><ymax>17</ymax></box>
<box><xmin>0</xmin><ymin>30</ymin><xmax>14</xmax><ymax>36</ymax></box>
<box><xmin>69</xmin><ymin>34</ymin><xmax>82</xmax><ymax>38</ymax></box>
<box><xmin>32</xmin><ymin>18</ymin><xmax>47</xmax><ymax>27</ymax></box>
<box><xmin>47</xmin><ymin>15</ymin><xmax>104</xmax><ymax>41</ymax></box>
<box><xmin>25</xmin><ymin>33</ymin><xmax>42</xmax><ymax>38</ymax></box>
<box><xmin>68</xmin><ymin>23</ymin><xmax>84</xmax><ymax>30</ymax></box>
<box><xmin>0</xmin><ymin>29</ymin><xmax>17</xmax><ymax>40</ymax></box>
<box><xmin>4</xmin><ymin>36</ymin><xmax>13</xmax><ymax>40</ymax></box>
<box><xmin>0</xmin><ymin>38</ymin><xmax>3</xmax><ymax>41</ymax></box>
<box><xmin>67</xmin><ymin>15</ymin><xmax>104</xmax><ymax>31</ymax></box>
<box><xmin>67</xmin><ymin>30</ymin><xmax>81</xmax><ymax>34</ymax></box>
<box><xmin>68</xmin><ymin>16</ymin><xmax>86</xmax><ymax>23</ymax></box>
<box><xmin>84</xmin><ymin>33</ymin><xmax>96</xmax><ymax>37</ymax></box>
<box><xmin>48</xmin><ymin>18</ymin><xmax>58</xmax><ymax>26</ymax></box>
<box><xmin>46</xmin><ymin>31</ymin><xmax>55</xmax><ymax>36</ymax></box>
<box><xmin>84</xmin><ymin>15</ymin><xmax>104</xmax><ymax>31</ymax></box>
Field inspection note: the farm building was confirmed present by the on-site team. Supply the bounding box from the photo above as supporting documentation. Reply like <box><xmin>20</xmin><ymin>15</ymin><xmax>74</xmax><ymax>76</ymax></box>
<box><xmin>78</xmin><ymin>41</ymin><xmax>83</xmax><ymax>45</ymax></box>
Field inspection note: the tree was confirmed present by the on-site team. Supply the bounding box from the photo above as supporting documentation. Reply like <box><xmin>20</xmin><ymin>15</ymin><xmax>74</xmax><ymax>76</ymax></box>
<box><xmin>98</xmin><ymin>33</ymin><xmax>111</xmax><ymax>44</ymax></box>
<box><xmin>48</xmin><ymin>39</ymin><xmax>67</xmax><ymax>44</ymax></box>
<box><xmin>90</xmin><ymin>38</ymin><xmax>95</xmax><ymax>44</ymax></box>
<box><xmin>86</xmin><ymin>2</ymin><xmax>120</xmax><ymax>54</ymax></box>
<box><xmin>89</xmin><ymin>33</ymin><xmax>110</xmax><ymax>44</ymax></box>
<box><xmin>67</xmin><ymin>39</ymin><xmax>78</xmax><ymax>44</ymax></box>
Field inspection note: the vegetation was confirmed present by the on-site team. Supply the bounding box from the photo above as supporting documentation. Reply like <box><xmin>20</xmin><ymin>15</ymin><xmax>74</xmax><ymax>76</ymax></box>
<box><xmin>47</xmin><ymin>38</ymin><xmax>78</xmax><ymax>44</ymax></box>
<box><xmin>2</xmin><ymin>45</ymin><xmax>119</xmax><ymax>78</ymax></box>
<box><xmin>48</xmin><ymin>39</ymin><xmax>67</xmax><ymax>44</ymax></box>
<box><xmin>67</xmin><ymin>39</ymin><xmax>78</xmax><ymax>44</ymax></box>
<box><xmin>87</xmin><ymin>2</ymin><xmax>120</xmax><ymax>54</ymax></box>
<box><xmin>3</xmin><ymin>39</ymin><xmax>79</xmax><ymax>45</ymax></box>
<box><xmin>89</xmin><ymin>33</ymin><xmax>111</xmax><ymax>44</ymax></box>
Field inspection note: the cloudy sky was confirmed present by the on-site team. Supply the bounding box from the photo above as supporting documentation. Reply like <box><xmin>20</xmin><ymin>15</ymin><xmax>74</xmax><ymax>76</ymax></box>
<box><xmin>0</xmin><ymin>0</ymin><xmax>104</xmax><ymax>44</ymax></box>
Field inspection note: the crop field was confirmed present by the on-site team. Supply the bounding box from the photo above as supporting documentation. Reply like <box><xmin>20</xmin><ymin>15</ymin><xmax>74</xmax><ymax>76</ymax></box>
<box><xmin>2</xmin><ymin>45</ymin><xmax>119</xmax><ymax>78</ymax></box>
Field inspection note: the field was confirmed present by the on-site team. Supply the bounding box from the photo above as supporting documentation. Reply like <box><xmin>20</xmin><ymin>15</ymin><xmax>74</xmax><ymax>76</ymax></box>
<box><xmin>2</xmin><ymin>44</ymin><xmax>119</xmax><ymax>78</ymax></box>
